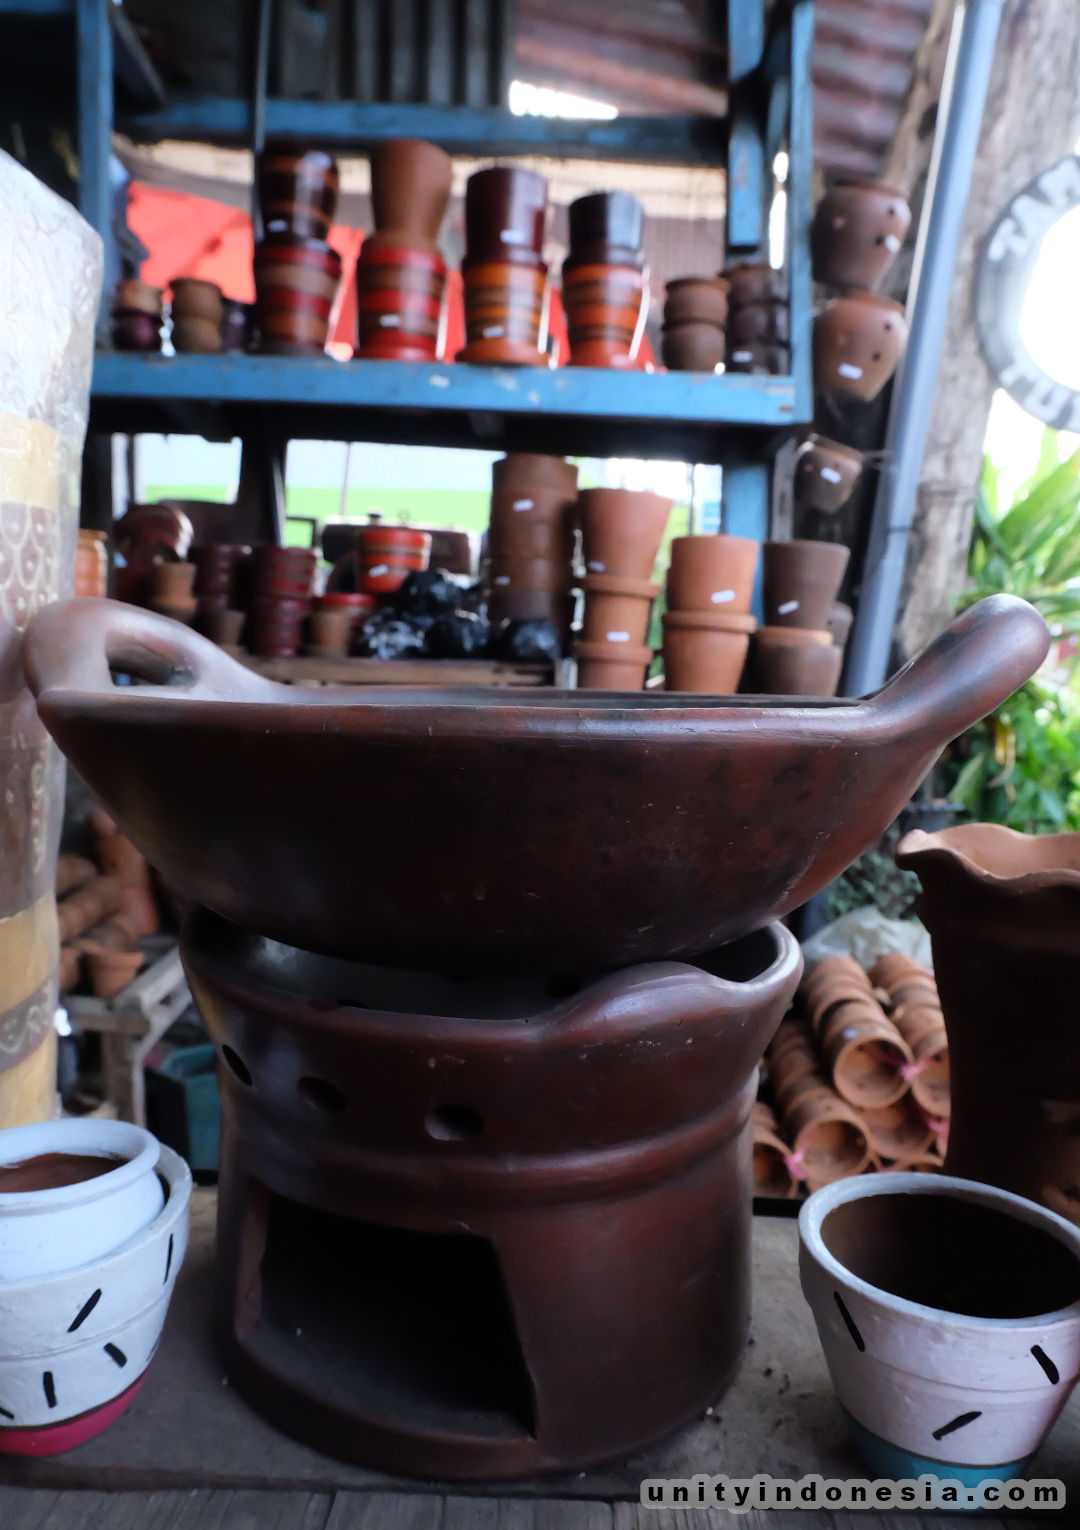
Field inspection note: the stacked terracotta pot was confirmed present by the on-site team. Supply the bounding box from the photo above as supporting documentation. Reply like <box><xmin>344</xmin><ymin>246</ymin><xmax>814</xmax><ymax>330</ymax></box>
<box><xmin>487</xmin><ymin>454</ymin><xmax>578</xmax><ymax>641</ymax></box>
<box><xmin>354</xmin><ymin>517</ymin><xmax>432</xmax><ymax>597</ymax></box>
<box><xmin>660</xmin><ymin>277</ymin><xmax>728</xmax><ymax>372</ymax></box>
<box><xmin>662</xmin><ymin>534</ymin><xmax>758</xmax><ymax>692</ymax></box>
<box><xmin>765</xmin><ymin>1018</ymin><xmax>873</xmax><ymax>1191</ymax></box>
<box><xmin>576</xmin><ymin>488</ymin><xmax>671</xmax><ymax>688</ymax></box>
<box><xmin>112</xmin><ymin>501</ymin><xmax>194</xmax><ymax>606</ymax></box>
<box><xmin>459</xmin><ymin>167</ymin><xmax>550</xmax><ymax>365</ymax></box>
<box><xmin>306</xmin><ymin>592</ymin><xmax>376</xmax><ymax>657</ymax></box>
<box><xmin>868</xmin><ymin>952</ymin><xmax>950</xmax><ymax>1121</ymax></box>
<box><xmin>811</xmin><ymin>178</ymin><xmax>911</xmax><ymax>401</ymax></box>
<box><xmin>356</xmin><ymin>140</ymin><xmax>452</xmax><ymax>361</ymax></box>
<box><xmin>723</xmin><ymin>262</ymin><xmax>788</xmax><ymax>374</ymax></box>
<box><xmin>254</xmin><ymin>147</ymin><xmax>342</xmax><ymax>354</ymax></box>
<box><xmin>75</xmin><ymin>530</ymin><xmax>108</xmax><ymax>597</ymax></box>
<box><xmin>249</xmin><ymin>545</ymin><xmax>317</xmax><ymax>657</ymax></box>
<box><xmin>56</xmin><ymin>814</ymin><xmax>159</xmax><ymax>1000</ymax></box>
<box><xmin>192</xmin><ymin>543</ymin><xmax>252</xmax><ymax>647</ymax></box>
<box><xmin>753</xmin><ymin>539</ymin><xmax>850</xmax><ymax>696</ymax></box>
<box><xmin>169</xmin><ymin>278</ymin><xmax>223</xmax><ymax>354</ymax></box>
<box><xmin>112</xmin><ymin>279</ymin><xmax>163</xmax><ymax>352</ymax></box>
<box><xmin>562</xmin><ymin>192</ymin><xmax>649</xmax><ymax>369</ymax></box>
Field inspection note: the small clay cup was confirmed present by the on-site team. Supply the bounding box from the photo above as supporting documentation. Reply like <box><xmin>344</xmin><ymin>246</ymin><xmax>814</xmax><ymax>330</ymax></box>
<box><xmin>723</xmin><ymin>262</ymin><xmax>785</xmax><ymax>305</ymax></box>
<box><xmin>170</xmin><ymin>278</ymin><xmax>224</xmax><ymax>324</ymax></box>
<box><xmin>150</xmin><ymin>561</ymin><xmax>196</xmax><ymax>605</ymax></box>
<box><xmin>115</xmin><ymin>279</ymin><xmax>162</xmax><ymax>316</ymax></box>
<box><xmin>726</xmin><ymin>341</ymin><xmax>788</xmax><ymax>374</ymax></box>
<box><xmin>257</xmin><ymin>146</ymin><xmax>340</xmax><ymax>240</ymax></box>
<box><xmin>306</xmin><ymin>607</ymin><xmax>352</xmax><ymax>656</ymax></box>
<box><xmin>662</xmin><ymin>610</ymin><xmax>754</xmax><ymax>694</ymax></box>
<box><xmin>666</xmin><ymin>534</ymin><xmax>758</xmax><ymax>615</ymax></box>
<box><xmin>575</xmin><ymin>639</ymin><xmax>651</xmax><ymax>691</ymax></box>
<box><xmin>370</xmin><ymin>139</ymin><xmax>453</xmax><ymax>246</ymax></box>
<box><xmin>171</xmin><ymin>316</ymin><xmax>223</xmax><ymax>354</ymax></box>
<box><xmin>578</xmin><ymin>488</ymin><xmax>673</xmax><ymax>581</ymax></box>
<box><xmin>492</xmin><ymin>454</ymin><xmax>578</xmax><ymax>498</ymax></box>
<box><xmin>663</xmin><ymin>277</ymin><xmax>729</xmax><ymax>326</ymax></box>
<box><xmin>580</xmin><ymin>575</ymin><xmax>659</xmax><ymax>647</ymax></box>
<box><xmin>465</xmin><ymin>166</ymin><xmax>547</xmax><ymax>262</ymax></box>
<box><xmin>814</xmin><ymin>291</ymin><xmax>908</xmax><ymax>401</ymax></box>
<box><xmin>753</xmin><ymin>633</ymin><xmax>844</xmax><ymax>696</ymax></box>
<box><xmin>197</xmin><ymin>607</ymin><xmax>247</xmax><ymax>647</ymax></box>
<box><xmin>728</xmin><ymin>300</ymin><xmax>789</xmax><ymax>344</ymax></box>
<box><xmin>112</xmin><ymin>310</ymin><xmax>162</xmax><ymax>352</ymax></box>
<box><xmin>811</xmin><ymin>177</ymin><xmax>911</xmax><ymax>291</ymax></box>
<box><xmin>793</xmin><ymin>435</ymin><xmax>864</xmax><ymax>513</ymax></box>
<box><xmin>661</xmin><ymin>321</ymin><xmax>725</xmax><ymax>373</ymax></box>
<box><xmin>762</xmin><ymin>539</ymin><xmax>851</xmax><ymax>630</ymax></box>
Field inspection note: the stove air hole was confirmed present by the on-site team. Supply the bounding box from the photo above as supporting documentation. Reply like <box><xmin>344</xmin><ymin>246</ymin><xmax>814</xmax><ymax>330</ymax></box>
<box><xmin>298</xmin><ymin>1076</ymin><xmax>348</xmax><ymax>1115</ymax></box>
<box><xmin>426</xmin><ymin>1104</ymin><xmax>484</xmax><ymax>1141</ymax></box>
<box><xmin>221</xmin><ymin>1045</ymin><xmax>253</xmax><ymax>1086</ymax></box>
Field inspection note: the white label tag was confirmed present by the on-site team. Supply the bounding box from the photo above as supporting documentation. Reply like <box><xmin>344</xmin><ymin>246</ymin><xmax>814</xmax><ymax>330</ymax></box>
<box><xmin>711</xmin><ymin>589</ymin><xmax>735</xmax><ymax>604</ymax></box>
<box><xmin>820</xmin><ymin>466</ymin><xmax>843</xmax><ymax>483</ymax></box>
<box><xmin>884</xmin><ymin>234</ymin><xmax>901</xmax><ymax>252</ymax></box>
<box><xmin>512</xmin><ymin>498</ymin><xmax>534</xmax><ymax>511</ymax></box>
<box><xmin>379</xmin><ymin>315</ymin><xmax>402</xmax><ymax>327</ymax></box>
<box><xmin>732</xmin><ymin>350</ymin><xmax>753</xmax><ymax>362</ymax></box>
<box><xmin>501</xmin><ymin>228</ymin><xmax>527</xmax><ymax>244</ymax></box>
<box><xmin>482</xmin><ymin>325</ymin><xmax>505</xmax><ymax>338</ymax></box>
<box><xmin>778</xmin><ymin>599</ymin><xmax>799</xmax><ymax>615</ymax></box>
<box><xmin>588</xmin><ymin>559</ymin><xmax>606</xmax><ymax>572</ymax></box>
<box><xmin>368</xmin><ymin>564</ymin><xmax>390</xmax><ymax>577</ymax></box>
<box><xmin>606</xmin><ymin>631</ymin><xmax>631</xmax><ymax>643</ymax></box>
<box><xmin>838</xmin><ymin>362</ymin><xmax>864</xmax><ymax>380</ymax></box>
<box><xmin>493</xmin><ymin>575</ymin><xmax>510</xmax><ymax>585</ymax></box>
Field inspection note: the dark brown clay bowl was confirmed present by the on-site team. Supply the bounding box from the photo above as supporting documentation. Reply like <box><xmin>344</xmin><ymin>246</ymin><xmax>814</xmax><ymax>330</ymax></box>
<box><xmin>26</xmin><ymin>596</ymin><xmax>1047</xmax><ymax>970</ymax></box>
<box><xmin>662</xmin><ymin>322</ymin><xmax>726</xmax><ymax>372</ymax></box>
<box><xmin>664</xmin><ymin>278</ymin><xmax>729</xmax><ymax>327</ymax></box>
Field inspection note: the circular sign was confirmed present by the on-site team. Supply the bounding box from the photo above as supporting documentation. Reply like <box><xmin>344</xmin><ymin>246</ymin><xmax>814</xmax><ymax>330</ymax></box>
<box><xmin>975</xmin><ymin>154</ymin><xmax>1080</xmax><ymax>432</ymax></box>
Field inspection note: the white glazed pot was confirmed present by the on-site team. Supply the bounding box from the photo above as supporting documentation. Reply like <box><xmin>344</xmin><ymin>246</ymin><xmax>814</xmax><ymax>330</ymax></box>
<box><xmin>0</xmin><ymin>1139</ymin><xmax>190</xmax><ymax>1454</ymax></box>
<box><xmin>800</xmin><ymin>1171</ymin><xmax>1080</xmax><ymax>1484</ymax></box>
<box><xmin>0</xmin><ymin>1118</ymin><xmax>164</xmax><ymax>1281</ymax></box>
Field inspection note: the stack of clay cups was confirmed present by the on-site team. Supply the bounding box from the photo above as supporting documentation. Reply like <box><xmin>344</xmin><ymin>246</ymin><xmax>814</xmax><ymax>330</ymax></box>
<box><xmin>487</xmin><ymin>454</ymin><xmax>579</xmax><ymax>641</ymax></box>
<box><xmin>308</xmin><ymin>592</ymin><xmax>376</xmax><ymax>655</ymax></box>
<box><xmin>723</xmin><ymin>263</ymin><xmax>788</xmax><ymax>374</ymax></box>
<box><xmin>766</xmin><ymin>1018</ymin><xmax>873</xmax><ymax>1189</ymax></box>
<box><xmin>147</xmin><ymin>561</ymin><xmax>197</xmax><ymax>624</ymax></box>
<box><xmin>755</xmin><ymin>539</ymin><xmax>850</xmax><ymax>696</ymax></box>
<box><xmin>575</xmin><ymin>488</ymin><xmax>672</xmax><ymax>689</ymax></box>
<box><xmin>459</xmin><ymin>167</ymin><xmax>550</xmax><ymax>366</ymax></box>
<box><xmin>75</xmin><ymin>531</ymin><xmax>108</xmax><ymax>598</ymax></box>
<box><xmin>662</xmin><ymin>534</ymin><xmax>758</xmax><ymax>692</ymax></box>
<box><xmin>192</xmin><ymin>543</ymin><xmax>251</xmax><ymax>647</ymax></box>
<box><xmin>869</xmin><ymin>953</ymin><xmax>951</xmax><ymax>1121</ymax></box>
<box><xmin>562</xmin><ymin>192</ymin><xmax>649</xmax><ymax>369</ymax></box>
<box><xmin>802</xmin><ymin>957</ymin><xmax>914</xmax><ymax>1116</ymax></box>
<box><xmin>793</xmin><ymin>435</ymin><xmax>865</xmax><ymax>516</ymax></box>
<box><xmin>354</xmin><ymin>519</ymin><xmax>431</xmax><ymax>596</ymax></box>
<box><xmin>356</xmin><ymin>140</ymin><xmax>452</xmax><ymax>361</ymax></box>
<box><xmin>169</xmin><ymin>278</ymin><xmax>223</xmax><ymax>354</ymax></box>
<box><xmin>249</xmin><ymin>545</ymin><xmax>316</xmax><ymax>657</ymax></box>
<box><xmin>112</xmin><ymin>280</ymin><xmax>163</xmax><ymax>352</ymax></box>
<box><xmin>254</xmin><ymin>146</ymin><xmax>342</xmax><ymax>354</ymax></box>
<box><xmin>752</xmin><ymin>1099</ymin><xmax>800</xmax><ymax>1199</ymax></box>
<box><xmin>660</xmin><ymin>277</ymin><xmax>728</xmax><ymax>372</ymax></box>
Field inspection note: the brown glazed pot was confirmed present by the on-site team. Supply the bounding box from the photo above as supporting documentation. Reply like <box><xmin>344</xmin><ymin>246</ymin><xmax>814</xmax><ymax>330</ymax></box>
<box><xmin>793</xmin><ymin>436</ymin><xmax>864</xmax><ymax>513</ymax></box>
<box><xmin>25</xmin><ymin>594</ymin><xmax>1048</xmax><ymax>970</ymax></box>
<box><xmin>112</xmin><ymin>310</ymin><xmax>162</xmax><ymax>352</ymax></box>
<box><xmin>465</xmin><ymin>166</ymin><xmax>548</xmax><ymax>263</ymax></box>
<box><xmin>354</xmin><ymin>240</ymin><xmax>447</xmax><ymax>361</ymax></box>
<box><xmin>574</xmin><ymin>639</ymin><xmax>652</xmax><ymax>691</ymax></box>
<box><xmin>762</xmin><ymin>539</ymin><xmax>851</xmax><ymax>630</ymax></box>
<box><xmin>580</xmin><ymin>576</ymin><xmax>659</xmax><ymax>646</ymax></box>
<box><xmin>723</xmin><ymin>262</ymin><xmax>785</xmax><ymax>305</ymax></box>
<box><xmin>727</xmin><ymin>301</ymin><xmax>789</xmax><ymax>345</ymax></box>
<box><xmin>662</xmin><ymin>611</ymin><xmax>753</xmax><ymax>694</ymax></box>
<box><xmin>562</xmin><ymin>264</ymin><xmax>649</xmax><ymax>369</ymax></box>
<box><xmin>811</xmin><ymin>178</ymin><xmax>912</xmax><ymax>291</ymax></box>
<box><xmin>666</xmin><ymin>534</ymin><xmax>759</xmax><ymax>615</ymax></box>
<box><xmin>578</xmin><ymin>488</ymin><xmax>672</xmax><ymax>581</ymax></box>
<box><xmin>370</xmin><ymin>139</ymin><xmax>453</xmax><ymax>246</ymax></box>
<box><xmin>753</xmin><ymin>635</ymin><xmax>843</xmax><ymax>697</ymax></box>
<box><xmin>661</xmin><ymin>322</ymin><xmax>725</xmax><ymax>373</ymax></box>
<box><xmin>814</xmin><ymin>292</ymin><xmax>908</xmax><ymax>401</ymax></box>
<box><xmin>170</xmin><ymin>278</ymin><xmax>224</xmax><ymax>324</ymax></box>
<box><xmin>663</xmin><ymin>277</ymin><xmax>729</xmax><ymax>327</ymax></box>
<box><xmin>185</xmin><ymin>905</ymin><xmax>800</xmax><ymax>1478</ymax></box>
<box><xmin>115</xmin><ymin>279</ymin><xmax>162</xmax><ymax>315</ymax></box>
<box><xmin>171</xmin><ymin>317</ymin><xmax>223</xmax><ymax>354</ymax></box>
<box><xmin>459</xmin><ymin>259</ymin><xmax>549</xmax><ymax>366</ymax></box>
<box><xmin>896</xmin><ymin>824</ymin><xmax>1080</xmax><ymax>1226</ymax></box>
<box><xmin>257</xmin><ymin>147</ymin><xmax>340</xmax><ymax>240</ymax></box>
<box><xmin>565</xmin><ymin>190</ymin><xmax>645</xmax><ymax>271</ymax></box>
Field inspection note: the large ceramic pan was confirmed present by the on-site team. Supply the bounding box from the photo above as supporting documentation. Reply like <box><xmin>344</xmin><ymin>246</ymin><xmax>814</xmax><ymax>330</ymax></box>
<box><xmin>26</xmin><ymin>596</ymin><xmax>1047</xmax><ymax>969</ymax></box>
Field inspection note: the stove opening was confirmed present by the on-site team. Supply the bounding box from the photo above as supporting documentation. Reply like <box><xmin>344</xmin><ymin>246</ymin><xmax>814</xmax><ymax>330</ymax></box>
<box><xmin>250</xmin><ymin>1190</ymin><xmax>536</xmax><ymax>1440</ymax></box>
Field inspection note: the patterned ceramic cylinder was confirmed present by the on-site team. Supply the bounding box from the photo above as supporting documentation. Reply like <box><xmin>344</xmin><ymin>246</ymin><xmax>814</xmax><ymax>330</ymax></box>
<box><xmin>0</xmin><ymin>152</ymin><xmax>101</xmax><ymax>1126</ymax></box>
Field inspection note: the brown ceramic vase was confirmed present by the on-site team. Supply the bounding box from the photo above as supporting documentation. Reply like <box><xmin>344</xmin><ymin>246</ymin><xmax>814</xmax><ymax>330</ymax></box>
<box><xmin>257</xmin><ymin>147</ymin><xmax>340</xmax><ymax>240</ymax></box>
<box><xmin>666</xmin><ymin>534</ymin><xmax>758</xmax><ymax>615</ymax></box>
<box><xmin>753</xmin><ymin>635</ymin><xmax>843</xmax><ymax>696</ymax></box>
<box><xmin>762</xmin><ymin>540</ymin><xmax>851</xmax><ymax>630</ymax></box>
<box><xmin>661</xmin><ymin>322</ymin><xmax>725</xmax><ymax>373</ymax></box>
<box><xmin>813</xmin><ymin>292</ymin><xmax>908</xmax><ymax>401</ymax></box>
<box><xmin>662</xmin><ymin>610</ymin><xmax>754</xmax><ymax>694</ymax></box>
<box><xmin>370</xmin><ymin>139</ymin><xmax>452</xmax><ymax>247</ymax></box>
<box><xmin>574</xmin><ymin>639</ymin><xmax>652</xmax><ymax>691</ymax></box>
<box><xmin>578</xmin><ymin>488</ymin><xmax>672</xmax><ymax>581</ymax></box>
<box><xmin>793</xmin><ymin>436</ymin><xmax>864</xmax><ymax>513</ymax></box>
<box><xmin>580</xmin><ymin>575</ymin><xmax>659</xmax><ymax>646</ymax></box>
<box><xmin>811</xmin><ymin>178</ymin><xmax>911</xmax><ymax>291</ymax></box>
<box><xmin>663</xmin><ymin>277</ymin><xmax>729</xmax><ymax>326</ymax></box>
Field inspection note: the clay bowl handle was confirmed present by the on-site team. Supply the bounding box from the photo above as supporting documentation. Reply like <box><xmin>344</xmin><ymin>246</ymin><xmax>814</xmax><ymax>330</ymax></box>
<box><xmin>866</xmin><ymin>594</ymin><xmax>1049</xmax><ymax>742</ymax></box>
<box><xmin>24</xmin><ymin>597</ymin><xmax>279</xmax><ymax>704</ymax></box>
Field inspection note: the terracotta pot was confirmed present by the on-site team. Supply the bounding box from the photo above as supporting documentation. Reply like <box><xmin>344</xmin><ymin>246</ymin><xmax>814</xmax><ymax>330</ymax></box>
<box><xmin>84</xmin><ymin>946</ymin><xmax>143</xmax><ymax>999</ymax></box>
<box><xmin>814</xmin><ymin>291</ymin><xmax>908</xmax><ymax>401</ymax></box>
<box><xmin>489</xmin><ymin>555</ymin><xmax>572</xmax><ymax>593</ymax></box>
<box><xmin>170</xmin><ymin>316</ymin><xmax>222</xmax><ymax>354</ymax></box>
<box><xmin>666</xmin><ymin>534</ymin><xmax>758</xmax><ymax>615</ymax></box>
<box><xmin>793</xmin><ymin>435</ymin><xmax>865</xmax><ymax>513</ymax></box>
<box><xmin>663</xmin><ymin>277</ymin><xmax>729</xmax><ymax>327</ymax></box>
<box><xmin>254</xmin><ymin>236</ymin><xmax>342</xmax><ymax>355</ymax></box>
<box><xmin>812</xmin><ymin>178</ymin><xmax>912</xmax><ymax>291</ymax></box>
<box><xmin>149</xmin><ymin>562</ymin><xmax>196</xmax><ymax>605</ymax></box>
<box><xmin>574</xmin><ymin>639</ymin><xmax>651</xmax><ymax>691</ymax></box>
<box><xmin>753</xmin><ymin>636</ymin><xmax>843</xmax><ymax>697</ymax></box>
<box><xmin>661</xmin><ymin>321</ymin><xmax>725</xmax><ymax>372</ymax></box>
<box><xmin>562</xmin><ymin>264</ymin><xmax>648</xmax><ymax>369</ymax></box>
<box><xmin>114</xmin><ymin>279</ymin><xmax>162</xmax><ymax>316</ymax></box>
<box><xmin>192</xmin><ymin>544</ymin><xmax>251</xmax><ymax>602</ymax></box>
<box><xmin>828</xmin><ymin>601</ymin><xmax>854</xmax><ymax>649</ymax></box>
<box><xmin>755</xmin><ymin>624</ymin><xmax>833</xmax><ymax>649</ymax></box>
<box><xmin>57</xmin><ymin>877</ymin><xmax>125</xmax><ymax>944</ymax></box>
<box><xmin>56</xmin><ymin>855</ymin><xmax>96</xmax><ymax>898</ymax></box>
<box><xmin>459</xmin><ymin>259</ymin><xmax>549</xmax><ymax>365</ymax></box>
<box><xmin>169</xmin><ymin>278</ymin><xmax>223</xmax><ymax>324</ymax></box>
<box><xmin>75</xmin><ymin>530</ymin><xmax>107</xmax><ymax>598</ymax></box>
<box><xmin>196</xmin><ymin>607</ymin><xmax>246</xmax><ymax>648</ymax></box>
<box><xmin>257</xmin><ymin>147</ymin><xmax>339</xmax><ymax>240</ymax></box>
<box><xmin>762</xmin><ymin>538</ymin><xmax>851</xmax><ymax>629</ymax></box>
<box><xmin>78</xmin><ymin>907</ymin><xmax>143</xmax><ymax>954</ymax></box>
<box><xmin>565</xmin><ymin>191</ymin><xmax>645</xmax><ymax>270</ymax></box>
<box><xmin>726</xmin><ymin>341</ymin><xmax>788</xmax><ymax>374</ymax></box>
<box><xmin>896</xmin><ymin>823</ymin><xmax>1080</xmax><ymax>1226</ymax></box>
<box><xmin>112</xmin><ymin>311</ymin><xmax>161</xmax><ymax>353</ymax></box>
<box><xmin>752</xmin><ymin>1100</ymin><xmax>800</xmax><ymax>1198</ymax></box>
<box><xmin>890</xmin><ymin>997</ymin><xmax>950</xmax><ymax>1120</ymax></box>
<box><xmin>249</xmin><ymin>596</ymin><xmax>310</xmax><ymax>659</ymax></box>
<box><xmin>492</xmin><ymin>454</ymin><xmax>579</xmax><ymax>498</ymax></box>
<box><xmin>370</xmin><ymin>139</ymin><xmax>452</xmax><ymax>245</ymax></box>
<box><xmin>861</xmin><ymin>1094</ymin><xmax>937</xmax><ymax>1162</ymax></box>
<box><xmin>355</xmin><ymin>524</ymin><xmax>432</xmax><ymax>595</ymax></box>
<box><xmin>24</xmin><ymin>594</ymin><xmax>1050</xmax><ymax>971</ymax></box>
<box><xmin>580</xmin><ymin>575</ymin><xmax>658</xmax><ymax>646</ymax></box>
<box><xmin>800</xmin><ymin>1173</ymin><xmax>1080</xmax><ymax>1485</ymax></box>
<box><xmin>306</xmin><ymin>607</ymin><xmax>352</xmax><ymax>656</ymax></box>
<box><xmin>768</xmin><ymin>1025</ymin><xmax>873</xmax><ymax>1188</ymax></box>
<box><xmin>465</xmin><ymin>166</ymin><xmax>547</xmax><ymax>262</ymax></box>
<box><xmin>728</xmin><ymin>300</ymin><xmax>789</xmax><ymax>344</ymax></box>
<box><xmin>220</xmin><ymin>298</ymin><xmax>251</xmax><ymax>352</ymax></box>
<box><xmin>251</xmin><ymin>546</ymin><xmax>317</xmax><ymax>600</ymax></box>
<box><xmin>814</xmin><ymin>997</ymin><xmax>913</xmax><ymax>1109</ymax></box>
<box><xmin>355</xmin><ymin>239</ymin><xmax>447</xmax><ymax>360</ymax></box>
<box><xmin>488</xmin><ymin>500</ymin><xmax>575</xmax><ymax>562</ymax></box>
<box><xmin>578</xmin><ymin>487</ymin><xmax>672</xmax><ymax>581</ymax></box>
<box><xmin>662</xmin><ymin>612</ymin><xmax>752</xmax><ymax>694</ymax></box>
<box><xmin>723</xmin><ymin>262</ymin><xmax>785</xmax><ymax>305</ymax></box>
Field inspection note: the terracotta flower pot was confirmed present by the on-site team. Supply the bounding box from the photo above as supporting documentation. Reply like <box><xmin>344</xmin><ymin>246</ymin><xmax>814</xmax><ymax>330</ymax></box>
<box><xmin>565</xmin><ymin>191</ymin><xmax>645</xmax><ymax>271</ymax></box>
<box><xmin>574</xmin><ymin>638</ymin><xmax>652</xmax><ymax>691</ymax></box>
<box><xmin>723</xmin><ymin>262</ymin><xmax>785</xmax><ymax>305</ymax></box>
<box><xmin>814</xmin><ymin>291</ymin><xmax>908</xmax><ymax>401</ymax></box>
<box><xmin>254</xmin><ymin>235</ymin><xmax>342</xmax><ymax>355</ymax></box>
<box><xmin>489</xmin><ymin>555</ymin><xmax>573</xmax><ymax>593</ymax></box>
<box><xmin>492</xmin><ymin>454</ymin><xmax>579</xmax><ymax>498</ymax></box>
<box><xmin>753</xmin><ymin>635</ymin><xmax>844</xmax><ymax>696</ymax></box>
<box><xmin>192</xmin><ymin>544</ymin><xmax>251</xmax><ymax>602</ymax></box>
<box><xmin>251</xmin><ymin>545</ymin><xmax>317</xmax><ymax>600</ymax></box>
<box><xmin>169</xmin><ymin>278</ymin><xmax>223</xmax><ymax>324</ymax></box>
<box><xmin>768</xmin><ymin>1024</ymin><xmax>873</xmax><ymax>1188</ymax></box>
<box><xmin>355</xmin><ymin>239</ymin><xmax>447</xmax><ymax>361</ymax></box>
<box><xmin>828</xmin><ymin>601</ymin><xmax>854</xmax><ymax>649</ymax></box>
<box><xmin>752</xmin><ymin>1100</ymin><xmax>800</xmax><ymax>1198</ymax></box>
<box><xmin>663</xmin><ymin>277</ymin><xmax>729</xmax><ymax>327</ymax></box>
<box><xmin>149</xmin><ymin>561</ymin><xmax>196</xmax><ymax>605</ymax></box>
<box><xmin>114</xmin><ymin>279</ymin><xmax>162</xmax><ymax>316</ymax></box>
<box><xmin>662</xmin><ymin>610</ymin><xmax>755</xmax><ymax>694</ymax></box>
<box><xmin>562</xmin><ymin>263</ymin><xmax>649</xmax><ymax>369</ymax></box>
<box><xmin>666</xmin><ymin>533</ymin><xmax>759</xmax><ymax>614</ymax></box>
<box><xmin>171</xmin><ymin>316</ymin><xmax>222</xmax><ymax>354</ymax></box>
<box><xmin>249</xmin><ymin>596</ymin><xmax>310</xmax><ymax>659</ymax></box>
<box><xmin>727</xmin><ymin>300</ymin><xmax>789</xmax><ymax>344</ymax></box>
<box><xmin>896</xmin><ymin>824</ymin><xmax>1080</xmax><ymax>1226</ymax></box>
<box><xmin>459</xmin><ymin>258</ymin><xmax>549</xmax><ymax>366</ymax></box>
<box><xmin>580</xmin><ymin>575</ymin><xmax>659</xmax><ymax>646</ymax></box>
<box><xmin>86</xmin><ymin>947</ymin><xmax>143</xmax><ymax>1000</ymax></box>
<box><xmin>861</xmin><ymin>1094</ymin><xmax>937</xmax><ymax>1162</ymax></box>
<box><xmin>196</xmin><ymin>607</ymin><xmax>246</xmax><ymax>648</ymax></box>
<box><xmin>370</xmin><ymin>139</ymin><xmax>453</xmax><ymax>246</ymax></box>
<box><xmin>661</xmin><ymin>321</ymin><xmax>725</xmax><ymax>372</ymax></box>
<box><xmin>762</xmin><ymin>538</ymin><xmax>851</xmax><ymax>629</ymax></box>
<box><xmin>306</xmin><ymin>607</ymin><xmax>352</xmax><ymax>656</ymax></box>
<box><xmin>813</xmin><ymin>996</ymin><xmax>913</xmax><ymax>1109</ymax></box>
<box><xmin>257</xmin><ymin>146</ymin><xmax>339</xmax><ymax>240</ymax></box>
<box><xmin>811</xmin><ymin>178</ymin><xmax>912</xmax><ymax>291</ymax></box>
<box><xmin>74</xmin><ymin>531</ymin><xmax>107</xmax><ymax>598</ymax></box>
<box><xmin>793</xmin><ymin>435</ymin><xmax>865</xmax><ymax>513</ymax></box>
<box><xmin>726</xmin><ymin>341</ymin><xmax>788</xmax><ymax>374</ymax></box>
<box><xmin>800</xmin><ymin>1173</ymin><xmax>1080</xmax><ymax>1485</ymax></box>
<box><xmin>355</xmin><ymin>524</ymin><xmax>432</xmax><ymax>595</ymax></box>
<box><xmin>465</xmin><ymin>166</ymin><xmax>547</xmax><ymax>263</ymax></box>
<box><xmin>577</xmin><ymin>487</ymin><xmax>672</xmax><ymax>581</ymax></box>
<box><xmin>488</xmin><ymin>499</ymin><xmax>575</xmax><ymax>562</ymax></box>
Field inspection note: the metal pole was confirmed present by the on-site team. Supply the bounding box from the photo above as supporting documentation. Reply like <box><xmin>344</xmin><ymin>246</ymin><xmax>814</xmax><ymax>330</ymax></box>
<box><xmin>845</xmin><ymin>0</ymin><xmax>1006</xmax><ymax>695</ymax></box>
